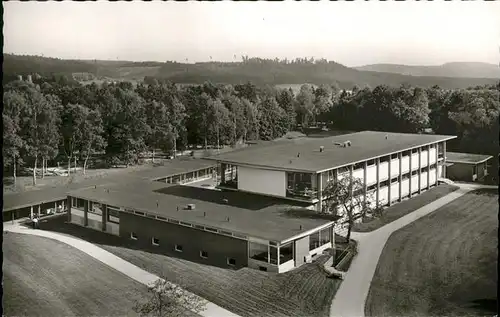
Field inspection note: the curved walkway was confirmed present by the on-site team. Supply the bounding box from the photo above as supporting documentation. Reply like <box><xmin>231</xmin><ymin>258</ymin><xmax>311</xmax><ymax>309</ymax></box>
<box><xmin>3</xmin><ymin>224</ymin><xmax>240</xmax><ymax>317</ymax></box>
<box><xmin>330</xmin><ymin>183</ymin><xmax>496</xmax><ymax>317</ymax></box>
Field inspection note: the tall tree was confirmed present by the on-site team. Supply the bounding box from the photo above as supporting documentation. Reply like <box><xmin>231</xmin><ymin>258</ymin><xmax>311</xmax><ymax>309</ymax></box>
<box><xmin>277</xmin><ymin>88</ymin><xmax>296</xmax><ymax>131</ymax></box>
<box><xmin>322</xmin><ymin>172</ymin><xmax>377</xmax><ymax>242</ymax></box>
<box><xmin>3</xmin><ymin>90</ymin><xmax>26</xmax><ymax>187</ymax></box>
<box><xmin>78</xmin><ymin>108</ymin><xmax>106</xmax><ymax>174</ymax></box>
<box><xmin>295</xmin><ymin>84</ymin><xmax>315</xmax><ymax>128</ymax></box>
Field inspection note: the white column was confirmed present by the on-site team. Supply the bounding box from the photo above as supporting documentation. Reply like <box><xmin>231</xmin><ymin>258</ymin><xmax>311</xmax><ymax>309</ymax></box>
<box><xmin>418</xmin><ymin>147</ymin><xmax>422</xmax><ymax>194</ymax></box>
<box><xmin>30</xmin><ymin>206</ymin><xmax>33</xmax><ymax>219</ymax></box>
<box><xmin>398</xmin><ymin>152</ymin><xmax>403</xmax><ymax>202</ymax></box>
<box><xmin>409</xmin><ymin>152</ymin><xmax>412</xmax><ymax>198</ymax></box>
<box><xmin>443</xmin><ymin>142</ymin><xmax>447</xmax><ymax>178</ymax></box>
<box><xmin>376</xmin><ymin>158</ymin><xmax>380</xmax><ymax>208</ymax></box>
<box><xmin>435</xmin><ymin>144</ymin><xmax>439</xmax><ymax>183</ymax></box>
<box><xmin>427</xmin><ymin>145</ymin><xmax>431</xmax><ymax>189</ymax></box>
<box><xmin>388</xmin><ymin>156</ymin><xmax>392</xmax><ymax>206</ymax></box>
<box><xmin>363</xmin><ymin>161</ymin><xmax>368</xmax><ymax>205</ymax></box>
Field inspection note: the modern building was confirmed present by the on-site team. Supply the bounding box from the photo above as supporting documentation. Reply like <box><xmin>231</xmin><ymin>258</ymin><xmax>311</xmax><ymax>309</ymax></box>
<box><xmin>445</xmin><ymin>152</ymin><xmax>493</xmax><ymax>182</ymax></box>
<box><xmin>67</xmin><ymin>181</ymin><xmax>336</xmax><ymax>273</ymax></box>
<box><xmin>207</xmin><ymin>131</ymin><xmax>456</xmax><ymax>234</ymax></box>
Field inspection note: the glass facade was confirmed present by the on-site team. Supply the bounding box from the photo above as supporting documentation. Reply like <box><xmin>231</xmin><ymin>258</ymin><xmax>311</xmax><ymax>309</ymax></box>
<box><xmin>279</xmin><ymin>243</ymin><xmax>294</xmax><ymax>264</ymax></box>
<box><xmin>286</xmin><ymin>172</ymin><xmax>317</xmax><ymax>200</ymax></box>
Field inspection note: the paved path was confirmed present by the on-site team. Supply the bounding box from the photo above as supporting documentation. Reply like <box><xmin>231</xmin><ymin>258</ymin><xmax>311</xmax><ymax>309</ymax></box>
<box><xmin>3</xmin><ymin>224</ymin><xmax>240</xmax><ymax>317</ymax></box>
<box><xmin>330</xmin><ymin>183</ymin><xmax>495</xmax><ymax>317</ymax></box>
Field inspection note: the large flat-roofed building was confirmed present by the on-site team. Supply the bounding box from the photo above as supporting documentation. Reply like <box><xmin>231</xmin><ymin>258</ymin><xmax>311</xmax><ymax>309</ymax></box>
<box><xmin>206</xmin><ymin>131</ymin><xmax>456</xmax><ymax>232</ymax></box>
<box><xmin>67</xmin><ymin>181</ymin><xmax>336</xmax><ymax>273</ymax></box>
<box><xmin>445</xmin><ymin>152</ymin><xmax>493</xmax><ymax>182</ymax></box>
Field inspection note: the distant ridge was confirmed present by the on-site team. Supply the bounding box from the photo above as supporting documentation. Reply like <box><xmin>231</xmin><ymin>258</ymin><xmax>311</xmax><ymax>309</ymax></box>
<box><xmin>354</xmin><ymin>62</ymin><xmax>500</xmax><ymax>79</ymax></box>
<box><xmin>3</xmin><ymin>54</ymin><xmax>498</xmax><ymax>89</ymax></box>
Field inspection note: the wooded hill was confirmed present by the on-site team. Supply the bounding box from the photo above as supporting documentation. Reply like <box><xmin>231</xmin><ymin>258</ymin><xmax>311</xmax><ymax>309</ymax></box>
<box><xmin>3</xmin><ymin>54</ymin><xmax>498</xmax><ymax>89</ymax></box>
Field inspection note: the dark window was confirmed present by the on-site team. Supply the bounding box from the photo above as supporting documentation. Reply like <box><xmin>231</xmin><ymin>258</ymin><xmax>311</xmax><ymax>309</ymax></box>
<box><xmin>227</xmin><ymin>258</ymin><xmax>236</xmax><ymax>266</ymax></box>
<box><xmin>220</xmin><ymin>230</ymin><xmax>232</xmax><ymax>236</ymax></box>
<box><xmin>353</xmin><ymin>162</ymin><xmax>364</xmax><ymax>170</ymax></box>
<box><xmin>391</xmin><ymin>177</ymin><xmax>398</xmax><ymax>184</ymax></box>
<box><xmin>180</xmin><ymin>221</ymin><xmax>192</xmax><ymax>227</ymax></box>
<box><xmin>194</xmin><ymin>225</ymin><xmax>205</xmax><ymax>230</ymax></box>
<box><xmin>157</xmin><ymin>216</ymin><xmax>167</xmax><ymax>221</ymax></box>
<box><xmin>107</xmin><ymin>208</ymin><xmax>120</xmax><ymax>224</ymax></box>
<box><xmin>367</xmin><ymin>159</ymin><xmax>375</xmax><ymax>166</ymax></box>
<box><xmin>380</xmin><ymin>180</ymin><xmax>389</xmax><ymax>188</ymax></box>
<box><xmin>402</xmin><ymin>150</ymin><xmax>410</xmax><ymax>156</ymax></box>
<box><xmin>175</xmin><ymin>244</ymin><xmax>183</xmax><ymax>252</ymax></box>
<box><xmin>135</xmin><ymin>211</ymin><xmax>145</xmax><ymax>216</ymax></box>
<box><xmin>152</xmin><ymin>237</ymin><xmax>160</xmax><ymax>246</ymax></box>
<box><xmin>379</xmin><ymin>156</ymin><xmax>389</xmax><ymax>163</ymax></box>
<box><xmin>259</xmin><ymin>266</ymin><xmax>268</xmax><ymax>272</ymax></box>
<box><xmin>411</xmin><ymin>170</ymin><xmax>418</xmax><ymax>176</ymax></box>
<box><xmin>130</xmin><ymin>232</ymin><xmax>138</xmax><ymax>240</ymax></box>
<box><xmin>200</xmin><ymin>251</ymin><xmax>208</xmax><ymax>258</ymax></box>
<box><xmin>412</xmin><ymin>148</ymin><xmax>418</xmax><ymax>154</ymax></box>
<box><xmin>367</xmin><ymin>184</ymin><xmax>377</xmax><ymax>191</ymax></box>
<box><xmin>205</xmin><ymin>227</ymin><xmax>218</xmax><ymax>233</ymax></box>
<box><xmin>391</xmin><ymin>153</ymin><xmax>398</xmax><ymax>160</ymax></box>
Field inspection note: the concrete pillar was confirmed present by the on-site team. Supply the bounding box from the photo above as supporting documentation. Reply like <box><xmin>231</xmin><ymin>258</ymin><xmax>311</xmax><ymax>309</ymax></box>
<box><xmin>435</xmin><ymin>144</ymin><xmax>439</xmax><ymax>184</ymax></box>
<box><xmin>376</xmin><ymin>158</ymin><xmax>380</xmax><ymax>208</ymax></box>
<box><xmin>317</xmin><ymin>173</ymin><xmax>323</xmax><ymax>212</ymax></box>
<box><xmin>38</xmin><ymin>205</ymin><xmax>41</xmax><ymax>218</ymax></box>
<box><xmin>418</xmin><ymin>147</ymin><xmax>422</xmax><ymax>194</ymax></box>
<box><xmin>443</xmin><ymin>142</ymin><xmax>447</xmax><ymax>177</ymax></box>
<box><xmin>427</xmin><ymin>145</ymin><xmax>431</xmax><ymax>189</ymax></box>
<box><xmin>388</xmin><ymin>155</ymin><xmax>392</xmax><ymax>206</ymax></box>
<box><xmin>363</xmin><ymin>161</ymin><xmax>368</xmax><ymax>205</ymax></box>
<box><xmin>398</xmin><ymin>152</ymin><xmax>403</xmax><ymax>202</ymax></box>
<box><xmin>30</xmin><ymin>206</ymin><xmax>34</xmax><ymax>219</ymax></box>
<box><xmin>409</xmin><ymin>151</ymin><xmax>412</xmax><ymax>198</ymax></box>
<box><xmin>277</xmin><ymin>245</ymin><xmax>281</xmax><ymax>266</ymax></box>
<box><xmin>84</xmin><ymin>200</ymin><xmax>89</xmax><ymax>226</ymax></box>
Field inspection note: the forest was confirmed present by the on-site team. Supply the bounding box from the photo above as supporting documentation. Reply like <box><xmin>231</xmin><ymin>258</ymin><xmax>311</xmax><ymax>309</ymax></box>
<box><xmin>3</xmin><ymin>73</ymin><xmax>499</xmax><ymax>185</ymax></box>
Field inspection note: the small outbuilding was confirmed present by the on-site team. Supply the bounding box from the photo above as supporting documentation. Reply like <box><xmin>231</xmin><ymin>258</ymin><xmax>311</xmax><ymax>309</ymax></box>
<box><xmin>445</xmin><ymin>152</ymin><xmax>493</xmax><ymax>182</ymax></box>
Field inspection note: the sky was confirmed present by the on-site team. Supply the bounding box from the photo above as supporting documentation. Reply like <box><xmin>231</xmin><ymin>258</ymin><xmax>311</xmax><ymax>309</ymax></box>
<box><xmin>3</xmin><ymin>1</ymin><xmax>500</xmax><ymax>67</ymax></box>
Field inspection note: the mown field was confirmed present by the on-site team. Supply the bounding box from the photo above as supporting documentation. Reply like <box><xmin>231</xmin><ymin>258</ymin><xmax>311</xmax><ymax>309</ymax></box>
<box><xmin>39</xmin><ymin>217</ymin><xmax>341</xmax><ymax>317</ymax></box>
<box><xmin>365</xmin><ymin>188</ymin><xmax>498</xmax><ymax>316</ymax></box>
<box><xmin>3</xmin><ymin>232</ymin><xmax>147</xmax><ymax>317</ymax></box>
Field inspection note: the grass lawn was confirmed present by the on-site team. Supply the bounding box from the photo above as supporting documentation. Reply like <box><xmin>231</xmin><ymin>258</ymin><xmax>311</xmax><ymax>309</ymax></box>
<box><xmin>353</xmin><ymin>184</ymin><xmax>460</xmax><ymax>232</ymax></box>
<box><xmin>39</xmin><ymin>217</ymin><xmax>342</xmax><ymax>317</ymax></box>
<box><xmin>2</xmin><ymin>232</ymin><xmax>149</xmax><ymax>317</ymax></box>
<box><xmin>365</xmin><ymin>188</ymin><xmax>498</xmax><ymax>316</ymax></box>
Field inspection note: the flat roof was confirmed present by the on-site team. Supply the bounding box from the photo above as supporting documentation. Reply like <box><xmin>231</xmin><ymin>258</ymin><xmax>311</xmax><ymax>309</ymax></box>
<box><xmin>207</xmin><ymin>131</ymin><xmax>457</xmax><ymax>173</ymax></box>
<box><xmin>129</xmin><ymin>158</ymin><xmax>216</xmax><ymax>180</ymax></box>
<box><xmin>69</xmin><ymin>181</ymin><xmax>333</xmax><ymax>243</ymax></box>
<box><xmin>446</xmin><ymin>152</ymin><xmax>493</xmax><ymax>164</ymax></box>
<box><xmin>3</xmin><ymin>159</ymin><xmax>216</xmax><ymax>212</ymax></box>
<box><xmin>3</xmin><ymin>174</ymin><xmax>140</xmax><ymax>212</ymax></box>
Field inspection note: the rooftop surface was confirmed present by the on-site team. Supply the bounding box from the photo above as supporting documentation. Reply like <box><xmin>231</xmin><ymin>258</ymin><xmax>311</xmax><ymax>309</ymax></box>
<box><xmin>128</xmin><ymin>158</ymin><xmax>216</xmax><ymax>180</ymax></box>
<box><xmin>3</xmin><ymin>159</ymin><xmax>216</xmax><ymax>212</ymax></box>
<box><xmin>446</xmin><ymin>152</ymin><xmax>493</xmax><ymax>164</ymax></box>
<box><xmin>69</xmin><ymin>181</ymin><xmax>332</xmax><ymax>242</ymax></box>
<box><xmin>207</xmin><ymin>131</ymin><xmax>456</xmax><ymax>173</ymax></box>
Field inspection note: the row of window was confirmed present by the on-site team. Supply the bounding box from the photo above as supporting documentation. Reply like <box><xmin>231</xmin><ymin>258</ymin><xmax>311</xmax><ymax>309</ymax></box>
<box><xmin>130</xmin><ymin>232</ymin><xmax>237</xmax><ymax>266</ymax></box>
<box><xmin>366</xmin><ymin>163</ymin><xmax>438</xmax><ymax>191</ymax></box>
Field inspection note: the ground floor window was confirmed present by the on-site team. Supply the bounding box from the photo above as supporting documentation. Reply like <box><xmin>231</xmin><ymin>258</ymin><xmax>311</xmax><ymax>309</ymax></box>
<box><xmin>71</xmin><ymin>197</ymin><xmax>85</xmax><ymax>209</ymax></box>
<box><xmin>227</xmin><ymin>258</ymin><xmax>236</xmax><ymax>266</ymax></box>
<box><xmin>309</xmin><ymin>231</ymin><xmax>321</xmax><ymax>250</ymax></box>
<box><xmin>175</xmin><ymin>244</ymin><xmax>183</xmax><ymax>252</ymax></box>
<box><xmin>249</xmin><ymin>242</ymin><xmax>269</xmax><ymax>263</ymax></box>
<box><xmin>279</xmin><ymin>242</ymin><xmax>293</xmax><ymax>264</ymax></box>
<box><xmin>130</xmin><ymin>232</ymin><xmax>138</xmax><ymax>240</ymax></box>
<box><xmin>152</xmin><ymin>237</ymin><xmax>159</xmax><ymax>246</ymax></box>
<box><xmin>200</xmin><ymin>250</ymin><xmax>208</xmax><ymax>258</ymax></box>
<box><xmin>107</xmin><ymin>208</ymin><xmax>120</xmax><ymax>224</ymax></box>
<box><xmin>319</xmin><ymin>227</ymin><xmax>332</xmax><ymax>245</ymax></box>
<box><xmin>269</xmin><ymin>246</ymin><xmax>278</xmax><ymax>265</ymax></box>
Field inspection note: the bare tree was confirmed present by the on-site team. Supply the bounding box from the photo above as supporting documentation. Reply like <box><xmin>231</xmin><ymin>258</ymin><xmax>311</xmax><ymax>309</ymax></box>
<box><xmin>322</xmin><ymin>171</ymin><xmax>378</xmax><ymax>242</ymax></box>
<box><xmin>133</xmin><ymin>277</ymin><xmax>206</xmax><ymax>317</ymax></box>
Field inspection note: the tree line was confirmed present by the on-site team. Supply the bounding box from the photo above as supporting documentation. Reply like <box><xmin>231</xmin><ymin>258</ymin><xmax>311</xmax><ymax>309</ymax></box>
<box><xmin>3</xmin><ymin>75</ymin><xmax>499</xmax><ymax>186</ymax></box>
